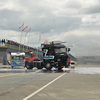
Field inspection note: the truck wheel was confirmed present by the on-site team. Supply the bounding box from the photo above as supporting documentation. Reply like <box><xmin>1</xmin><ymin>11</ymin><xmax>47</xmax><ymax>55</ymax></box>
<box><xmin>44</xmin><ymin>61</ymin><xmax>52</xmax><ymax>70</ymax></box>
<box><xmin>36</xmin><ymin>62</ymin><xmax>43</xmax><ymax>69</ymax></box>
<box><xmin>37</xmin><ymin>66</ymin><xmax>43</xmax><ymax>69</ymax></box>
<box><xmin>37</xmin><ymin>65</ymin><xmax>43</xmax><ymax>69</ymax></box>
<box><xmin>58</xmin><ymin>67</ymin><xmax>62</xmax><ymax>70</ymax></box>
<box><xmin>26</xmin><ymin>62</ymin><xmax>33</xmax><ymax>69</ymax></box>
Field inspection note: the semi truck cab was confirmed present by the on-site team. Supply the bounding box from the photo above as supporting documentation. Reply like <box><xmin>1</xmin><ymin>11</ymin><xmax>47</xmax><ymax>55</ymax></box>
<box><xmin>24</xmin><ymin>41</ymin><xmax>70</xmax><ymax>70</ymax></box>
<box><xmin>25</xmin><ymin>51</ymin><xmax>36</xmax><ymax>69</ymax></box>
<box><xmin>41</xmin><ymin>41</ymin><xmax>70</xmax><ymax>70</ymax></box>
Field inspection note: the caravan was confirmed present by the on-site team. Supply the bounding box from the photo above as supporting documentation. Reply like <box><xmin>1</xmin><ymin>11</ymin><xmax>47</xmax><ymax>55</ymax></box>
<box><xmin>11</xmin><ymin>52</ymin><xmax>25</xmax><ymax>68</ymax></box>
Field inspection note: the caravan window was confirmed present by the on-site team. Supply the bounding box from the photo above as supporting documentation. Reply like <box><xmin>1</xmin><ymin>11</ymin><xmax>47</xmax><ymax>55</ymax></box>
<box><xmin>13</xmin><ymin>56</ymin><xmax>20</xmax><ymax>60</ymax></box>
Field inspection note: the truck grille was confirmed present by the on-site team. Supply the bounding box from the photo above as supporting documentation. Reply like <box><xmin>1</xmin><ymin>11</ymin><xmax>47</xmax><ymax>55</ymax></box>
<box><xmin>61</xmin><ymin>56</ymin><xmax>66</xmax><ymax>64</ymax></box>
<box><xmin>57</xmin><ymin>55</ymin><xmax>67</xmax><ymax>66</ymax></box>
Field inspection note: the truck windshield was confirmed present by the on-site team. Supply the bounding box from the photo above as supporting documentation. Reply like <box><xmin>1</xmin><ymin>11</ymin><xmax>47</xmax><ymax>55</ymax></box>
<box><xmin>54</xmin><ymin>48</ymin><xmax>66</xmax><ymax>53</ymax></box>
<box><xmin>25</xmin><ymin>53</ymin><xmax>31</xmax><ymax>57</ymax></box>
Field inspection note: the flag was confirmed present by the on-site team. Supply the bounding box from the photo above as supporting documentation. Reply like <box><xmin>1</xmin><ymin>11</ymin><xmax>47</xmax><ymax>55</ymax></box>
<box><xmin>26</xmin><ymin>28</ymin><xmax>31</xmax><ymax>34</ymax></box>
<box><xmin>18</xmin><ymin>23</ymin><xmax>24</xmax><ymax>29</ymax></box>
<box><xmin>22</xmin><ymin>26</ymin><xmax>28</xmax><ymax>31</ymax></box>
<box><xmin>39</xmin><ymin>35</ymin><xmax>41</xmax><ymax>41</ymax></box>
<box><xmin>44</xmin><ymin>40</ymin><xmax>48</xmax><ymax>43</ymax></box>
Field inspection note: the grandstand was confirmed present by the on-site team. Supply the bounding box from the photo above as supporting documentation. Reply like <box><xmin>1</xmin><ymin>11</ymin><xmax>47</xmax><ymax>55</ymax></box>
<box><xmin>0</xmin><ymin>39</ymin><xmax>42</xmax><ymax>65</ymax></box>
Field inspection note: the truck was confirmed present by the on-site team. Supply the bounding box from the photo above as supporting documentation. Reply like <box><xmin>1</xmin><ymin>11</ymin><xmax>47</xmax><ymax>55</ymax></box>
<box><xmin>25</xmin><ymin>51</ymin><xmax>37</xmax><ymax>69</ymax></box>
<box><xmin>25</xmin><ymin>41</ymin><xmax>70</xmax><ymax>70</ymax></box>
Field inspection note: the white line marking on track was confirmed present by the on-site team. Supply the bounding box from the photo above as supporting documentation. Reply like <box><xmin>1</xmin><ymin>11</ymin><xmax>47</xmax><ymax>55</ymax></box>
<box><xmin>22</xmin><ymin>73</ymin><xmax>66</xmax><ymax>100</ymax></box>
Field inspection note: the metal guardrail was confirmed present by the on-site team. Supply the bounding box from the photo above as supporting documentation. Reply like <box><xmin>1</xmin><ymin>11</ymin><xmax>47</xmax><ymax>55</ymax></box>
<box><xmin>0</xmin><ymin>43</ymin><xmax>7</xmax><ymax>48</ymax></box>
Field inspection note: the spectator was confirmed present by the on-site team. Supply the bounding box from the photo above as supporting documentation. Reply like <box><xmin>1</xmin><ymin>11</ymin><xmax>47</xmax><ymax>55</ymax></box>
<box><xmin>5</xmin><ymin>39</ymin><xmax>8</xmax><ymax>43</ymax></box>
<box><xmin>4</xmin><ymin>39</ymin><xmax>5</xmax><ymax>43</ymax></box>
<box><xmin>2</xmin><ymin>39</ymin><xmax>3</xmax><ymax>43</ymax></box>
<box><xmin>68</xmin><ymin>57</ymin><xmax>71</xmax><ymax>66</ymax></box>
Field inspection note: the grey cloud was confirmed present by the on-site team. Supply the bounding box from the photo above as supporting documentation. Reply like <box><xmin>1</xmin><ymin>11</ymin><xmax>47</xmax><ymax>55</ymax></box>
<box><xmin>0</xmin><ymin>8</ymin><xmax>81</xmax><ymax>34</ymax></box>
<box><xmin>84</xmin><ymin>4</ymin><xmax>100</xmax><ymax>14</ymax></box>
<box><xmin>0</xmin><ymin>9</ymin><xmax>23</xmax><ymax>30</ymax></box>
<box><xmin>65</xmin><ymin>0</ymin><xmax>82</xmax><ymax>8</ymax></box>
<box><xmin>25</xmin><ymin>16</ymin><xmax>81</xmax><ymax>34</ymax></box>
<box><xmin>65</xmin><ymin>33</ymin><xmax>100</xmax><ymax>56</ymax></box>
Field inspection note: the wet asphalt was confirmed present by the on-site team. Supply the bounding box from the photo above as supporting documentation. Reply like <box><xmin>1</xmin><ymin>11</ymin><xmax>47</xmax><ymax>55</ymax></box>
<box><xmin>0</xmin><ymin>64</ymin><xmax>100</xmax><ymax>100</ymax></box>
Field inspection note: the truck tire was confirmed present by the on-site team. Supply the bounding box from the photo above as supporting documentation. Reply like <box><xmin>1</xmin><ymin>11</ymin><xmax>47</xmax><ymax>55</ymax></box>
<box><xmin>58</xmin><ymin>67</ymin><xmax>62</xmax><ymax>70</ymax></box>
<box><xmin>25</xmin><ymin>61</ymin><xmax>33</xmax><ymax>69</ymax></box>
<box><xmin>34</xmin><ymin>62</ymin><xmax>37</xmax><ymax>67</ymax></box>
<box><xmin>44</xmin><ymin>61</ymin><xmax>52</xmax><ymax>70</ymax></box>
<box><xmin>37</xmin><ymin>62</ymin><xmax>43</xmax><ymax>69</ymax></box>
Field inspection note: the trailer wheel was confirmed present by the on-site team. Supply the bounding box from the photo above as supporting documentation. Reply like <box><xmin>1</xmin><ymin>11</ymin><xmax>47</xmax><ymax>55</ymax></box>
<box><xmin>25</xmin><ymin>62</ymin><xmax>33</xmax><ymax>69</ymax></box>
<box><xmin>44</xmin><ymin>61</ymin><xmax>52</xmax><ymax>70</ymax></box>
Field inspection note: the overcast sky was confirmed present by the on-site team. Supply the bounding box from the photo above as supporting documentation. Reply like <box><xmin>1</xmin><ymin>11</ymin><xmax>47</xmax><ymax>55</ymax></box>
<box><xmin>0</xmin><ymin>0</ymin><xmax>100</xmax><ymax>57</ymax></box>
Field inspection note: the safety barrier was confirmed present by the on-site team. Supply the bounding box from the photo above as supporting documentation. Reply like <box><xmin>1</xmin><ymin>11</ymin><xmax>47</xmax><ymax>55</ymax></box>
<box><xmin>0</xmin><ymin>43</ymin><xmax>7</xmax><ymax>48</ymax></box>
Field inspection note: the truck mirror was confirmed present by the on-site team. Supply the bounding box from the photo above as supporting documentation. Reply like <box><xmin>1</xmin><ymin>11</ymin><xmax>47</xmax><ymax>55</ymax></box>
<box><xmin>68</xmin><ymin>48</ymin><xmax>71</xmax><ymax>52</ymax></box>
